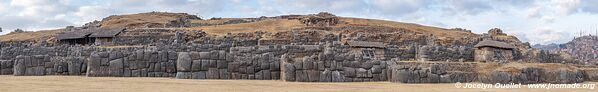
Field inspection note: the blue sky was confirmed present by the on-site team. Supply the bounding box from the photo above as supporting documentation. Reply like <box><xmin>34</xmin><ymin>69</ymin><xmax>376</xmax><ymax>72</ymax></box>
<box><xmin>0</xmin><ymin>0</ymin><xmax>597</xmax><ymax>45</ymax></box>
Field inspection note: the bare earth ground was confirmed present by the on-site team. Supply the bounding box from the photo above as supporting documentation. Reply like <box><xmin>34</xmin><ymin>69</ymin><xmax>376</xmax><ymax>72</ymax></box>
<box><xmin>0</xmin><ymin>75</ymin><xmax>595</xmax><ymax>92</ymax></box>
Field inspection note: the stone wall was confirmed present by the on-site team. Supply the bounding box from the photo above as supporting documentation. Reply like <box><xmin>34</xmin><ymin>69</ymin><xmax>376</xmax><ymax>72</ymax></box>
<box><xmin>0</xmin><ymin>60</ymin><xmax>13</xmax><ymax>75</ymax></box>
<box><xmin>1</xmin><ymin>41</ymin><xmax>597</xmax><ymax>84</ymax></box>
<box><xmin>388</xmin><ymin>62</ymin><xmax>477</xmax><ymax>83</ymax></box>
<box><xmin>87</xmin><ymin>47</ymin><xmax>178</xmax><ymax>77</ymax></box>
<box><xmin>13</xmin><ymin>55</ymin><xmax>86</xmax><ymax>76</ymax></box>
<box><xmin>281</xmin><ymin>44</ymin><xmax>389</xmax><ymax>82</ymax></box>
<box><xmin>388</xmin><ymin>62</ymin><xmax>590</xmax><ymax>84</ymax></box>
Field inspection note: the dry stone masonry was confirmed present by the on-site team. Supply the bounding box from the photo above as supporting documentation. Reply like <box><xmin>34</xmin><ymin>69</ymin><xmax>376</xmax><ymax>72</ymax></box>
<box><xmin>0</xmin><ymin>12</ymin><xmax>597</xmax><ymax>84</ymax></box>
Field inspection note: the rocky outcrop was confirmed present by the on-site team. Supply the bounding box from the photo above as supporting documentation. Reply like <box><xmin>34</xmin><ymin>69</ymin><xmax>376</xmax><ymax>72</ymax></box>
<box><xmin>299</xmin><ymin>12</ymin><xmax>340</xmax><ymax>26</ymax></box>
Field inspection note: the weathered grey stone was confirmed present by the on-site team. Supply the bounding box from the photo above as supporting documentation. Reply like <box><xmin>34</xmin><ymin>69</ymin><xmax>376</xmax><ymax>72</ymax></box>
<box><xmin>189</xmin><ymin>52</ymin><xmax>200</xmax><ymax>60</ymax></box>
<box><xmin>199</xmin><ymin>52</ymin><xmax>210</xmax><ymax>59</ymax></box>
<box><xmin>295</xmin><ymin>70</ymin><xmax>308</xmax><ymax>82</ymax></box>
<box><xmin>317</xmin><ymin>61</ymin><xmax>325</xmax><ymax>71</ymax></box>
<box><xmin>208</xmin><ymin>60</ymin><xmax>217</xmax><ymax>68</ymax></box>
<box><xmin>255</xmin><ymin>70</ymin><xmax>263</xmax><ymax>80</ymax></box>
<box><xmin>200</xmin><ymin>60</ymin><xmax>209</xmax><ymax>71</ymax></box>
<box><xmin>166</xmin><ymin>61</ymin><xmax>176</xmax><ymax>73</ymax></box>
<box><xmin>217</xmin><ymin>60</ymin><xmax>227</xmax><ymax>69</ymax></box>
<box><xmin>210</xmin><ymin>51</ymin><xmax>219</xmax><ymax>60</ymax></box>
<box><xmin>362</xmin><ymin>61</ymin><xmax>374</xmax><ymax>69</ymax></box>
<box><xmin>140</xmin><ymin>69</ymin><xmax>148</xmax><ymax>77</ymax></box>
<box><xmin>272</xmin><ymin>71</ymin><xmax>280</xmax><ymax>79</ymax></box>
<box><xmin>207</xmin><ymin>68</ymin><xmax>219</xmax><ymax>79</ymax></box>
<box><xmin>344</xmin><ymin>67</ymin><xmax>356</xmax><ymax>77</ymax></box>
<box><xmin>293</xmin><ymin>61</ymin><xmax>303</xmax><ymax>70</ymax></box>
<box><xmin>176</xmin><ymin>72</ymin><xmax>192</xmax><ymax>79</ymax></box>
<box><xmin>176</xmin><ymin>52</ymin><xmax>192</xmax><ymax>72</ymax></box>
<box><xmin>356</xmin><ymin>68</ymin><xmax>367</xmax><ymax>78</ymax></box>
<box><xmin>331</xmin><ymin>71</ymin><xmax>342</xmax><ymax>82</ymax></box>
<box><xmin>197</xmin><ymin>71</ymin><xmax>207</xmax><ymax>79</ymax></box>
<box><xmin>320</xmin><ymin>69</ymin><xmax>332</xmax><ymax>82</ymax></box>
<box><xmin>283</xmin><ymin>63</ymin><xmax>296</xmax><ymax>81</ymax></box>
<box><xmin>371</xmin><ymin>65</ymin><xmax>382</xmax><ymax>74</ymax></box>
<box><xmin>219</xmin><ymin>69</ymin><xmax>229</xmax><ymax>79</ymax></box>
<box><xmin>430</xmin><ymin>64</ymin><xmax>446</xmax><ymax>75</ymax></box>
<box><xmin>136</xmin><ymin>50</ymin><xmax>144</xmax><ymax>60</ymax></box>
<box><xmin>303</xmin><ymin>59</ymin><xmax>314</xmax><ymax>70</ymax></box>
<box><xmin>489</xmin><ymin>71</ymin><xmax>511</xmax><ymax>84</ymax></box>
<box><xmin>87</xmin><ymin>54</ymin><xmax>102</xmax><ymax>76</ymax></box>
<box><xmin>13</xmin><ymin>56</ymin><xmax>26</xmax><ymax>76</ymax></box>
<box><xmin>131</xmin><ymin>69</ymin><xmax>141</xmax><ymax>77</ymax></box>
<box><xmin>168</xmin><ymin>51</ymin><xmax>177</xmax><ymax>60</ymax></box>
<box><xmin>260</xmin><ymin>61</ymin><xmax>270</xmax><ymax>70</ymax></box>
<box><xmin>144</xmin><ymin>51</ymin><xmax>152</xmax><ymax>61</ymax></box>
<box><xmin>218</xmin><ymin>51</ymin><xmax>226</xmax><ymax>60</ymax></box>
<box><xmin>191</xmin><ymin>60</ymin><xmax>202</xmax><ymax>72</ymax></box>
<box><xmin>109</xmin><ymin>58</ymin><xmax>124</xmax><ymax>77</ymax></box>
<box><xmin>307</xmin><ymin>70</ymin><xmax>320</xmax><ymax>82</ymax></box>
<box><xmin>270</xmin><ymin>60</ymin><xmax>280</xmax><ymax>71</ymax></box>
<box><xmin>123</xmin><ymin>69</ymin><xmax>131</xmax><ymax>77</ymax></box>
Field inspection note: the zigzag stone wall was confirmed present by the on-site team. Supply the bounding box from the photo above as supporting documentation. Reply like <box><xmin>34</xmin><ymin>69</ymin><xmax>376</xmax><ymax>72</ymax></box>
<box><xmin>0</xmin><ymin>42</ymin><xmax>596</xmax><ymax>84</ymax></box>
<box><xmin>13</xmin><ymin>55</ymin><xmax>86</xmax><ymax>76</ymax></box>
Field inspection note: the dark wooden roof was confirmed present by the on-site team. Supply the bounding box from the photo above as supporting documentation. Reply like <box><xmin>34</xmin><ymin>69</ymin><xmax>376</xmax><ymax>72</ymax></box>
<box><xmin>56</xmin><ymin>27</ymin><xmax>125</xmax><ymax>40</ymax></box>
<box><xmin>55</xmin><ymin>29</ymin><xmax>93</xmax><ymax>40</ymax></box>
<box><xmin>474</xmin><ymin>40</ymin><xmax>516</xmax><ymax>49</ymax></box>
<box><xmin>89</xmin><ymin>27</ymin><xmax>125</xmax><ymax>38</ymax></box>
<box><xmin>346</xmin><ymin>41</ymin><xmax>385</xmax><ymax>48</ymax></box>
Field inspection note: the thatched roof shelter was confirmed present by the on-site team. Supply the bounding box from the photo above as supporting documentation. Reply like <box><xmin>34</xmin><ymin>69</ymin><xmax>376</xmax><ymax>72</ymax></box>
<box><xmin>55</xmin><ymin>30</ymin><xmax>94</xmax><ymax>40</ymax></box>
<box><xmin>89</xmin><ymin>27</ymin><xmax>125</xmax><ymax>38</ymax></box>
<box><xmin>346</xmin><ymin>41</ymin><xmax>385</xmax><ymax>48</ymax></box>
<box><xmin>474</xmin><ymin>40</ymin><xmax>515</xmax><ymax>49</ymax></box>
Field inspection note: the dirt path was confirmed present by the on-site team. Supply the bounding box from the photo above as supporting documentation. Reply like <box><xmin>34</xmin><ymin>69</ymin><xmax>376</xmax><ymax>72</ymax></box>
<box><xmin>0</xmin><ymin>75</ymin><xmax>595</xmax><ymax>92</ymax></box>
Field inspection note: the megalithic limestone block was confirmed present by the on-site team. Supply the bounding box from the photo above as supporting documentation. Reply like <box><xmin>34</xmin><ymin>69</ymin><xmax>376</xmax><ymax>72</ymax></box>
<box><xmin>87</xmin><ymin>53</ymin><xmax>102</xmax><ymax>77</ymax></box>
<box><xmin>109</xmin><ymin>58</ymin><xmax>124</xmax><ymax>77</ymax></box>
<box><xmin>14</xmin><ymin>56</ymin><xmax>26</xmax><ymax>76</ymax></box>
<box><xmin>176</xmin><ymin>52</ymin><xmax>192</xmax><ymax>72</ymax></box>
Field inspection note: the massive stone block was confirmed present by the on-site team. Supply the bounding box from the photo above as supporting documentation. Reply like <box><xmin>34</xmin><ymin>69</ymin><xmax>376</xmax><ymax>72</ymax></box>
<box><xmin>200</xmin><ymin>60</ymin><xmax>210</xmax><ymax>71</ymax></box>
<box><xmin>344</xmin><ymin>67</ymin><xmax>356</xmax><ymax>77</ymax></box>
<box><xmin>191</xmin><ymin>60</ymin><xmax>202</xmax><ymax>72</ymax></box>
<box><xmin>199</xmin><ymin>52</ymin><xmax>210</xmax><ymax>59</ymax></box>
<box><xmin>217</xmin><ymin>60</ymin><xmax>228</xmax><ymax>69</ymax></box>
<box><xmin>189</xmin><ymin>52</ymin><xmax>200</xmax><ymax>60</ymax></box>
<box><xmin>207</xmin><ymin>68</ymin><xmax>220</xmax><ymax>79</ymax></box>
<box><xmin>176</xmin><ymin>52</ymin><xmax>192</xmax><ymax>72</ymax></box>
<box><xmin>176</xmin><ymin>72</ymin><xmax>192</xmax><ymax>79</ymax></box>
<box><xmin>67</xmin><ymin>57</ymin><xmax>84</xmax><ymax>75</ymax></box>
<box><xmin>13</xmin><ymin>56</ymin><xmax>26</xmax><ymax>76</ymax></box>
<box><xmin>283</xmin><ymin>63</ymin><xmax>296</xmax><ymax>81</ymax></box>
<box><xmin>87</xmin><ymin>53</ymin><xmax>102</xmax><ymax>77</ymax></box>
<box><xmin>109</xmin><ymin>59</ymin><xmax>124</xmax><ymax>77</ymax></box>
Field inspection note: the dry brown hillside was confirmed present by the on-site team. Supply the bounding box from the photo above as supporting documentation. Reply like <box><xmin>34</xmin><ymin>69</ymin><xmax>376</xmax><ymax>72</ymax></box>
<box><xmin>0</xmin><ymin>12</ymin><xmax>479</xmax><ymax>43</ymax></box>
<box><xmin>99</xmin><ymin>12</ymin><xmax>201</xmax><ymax>28</ymax></box>
<box><xmin>0</xmin><ymin>29</ymin><xmax>65</xmax><ymax>42</ymax></box>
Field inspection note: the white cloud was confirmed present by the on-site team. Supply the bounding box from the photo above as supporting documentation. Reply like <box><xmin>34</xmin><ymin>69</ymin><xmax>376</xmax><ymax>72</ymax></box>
<box><xmin>370</xmin><ymin>0</ymin><xmax>427</xmax><ymax>15</ymax></box>
<box><xmin>526</xmin><ymin>0</ymin><xmax>580</xmax><ymax>21</ymax></box>
<box><xmin>525</xmin><ymin>27</ymin><xmax>573</xmax><ymax>44</ymax></box>
<box><xmin>74</xmin><ymin>6</ymin><xmax>115</xmax><ymax>24</ymax></box>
